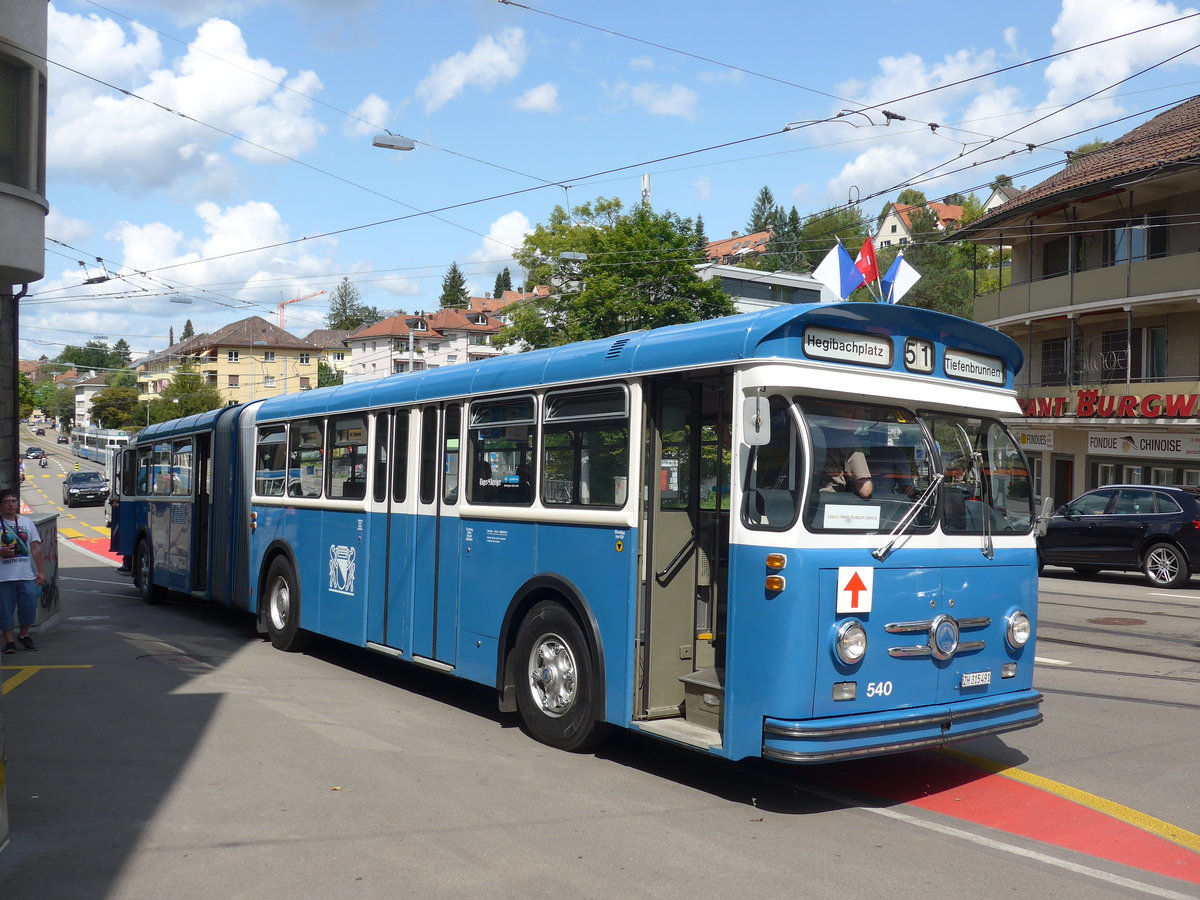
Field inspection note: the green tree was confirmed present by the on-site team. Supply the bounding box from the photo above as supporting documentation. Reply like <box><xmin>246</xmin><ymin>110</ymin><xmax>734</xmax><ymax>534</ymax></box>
<box><xmin>439</xmin><ymin>262</ymin><xmax>470</xmax><ymax>309</ymax></box>
<box><xmin>89</xmin><ymin>385</ymin><xmax>141</xmax><ymax>428</ymax></box>
<box><xmin>325</xmin><ymin>277</ymin><xmax>383</xmax><ymax>330</ymax></box>
<box><xmin>991</xmin><ymin>174</ymin><xmax>1013</xmax><ymax>189</ymax></box>
<box><xmin>169</xmin><ymin>326</ymin><xmax>175</xmax><ymax>346</ymax></box>
<box><xmin>746</xmin><ymin>186</ymin><xmax>781</xmax><ymax>234</ymax></box>
<box><xmin>889</xmin><ymin>207</ymin><xmax>972</xmax><ymax>316</ymax></box>
<box><xmin>56</xmin><ymin>340</ymin><xmax>113</xmax><ymax>373</ymax></box>
<box><xmin>896</xmin><ymin>188</ymin><xmax>927</xmax><ymax>208</ymax></box>
<box><xmin>149</xmin><ymin>360</ymin><xmax>223</xmax><ymax>423</ymax></box>
<box><xmin>797</xmin><ymin>205</ymin><xmax>870</xmax><ymax>270</ymax></box>
<box><xmin>181</xmin><ymin>319</ymin><xmax>195</xmax><ymax>341</ymax></box>
<box><xmin>500</xmin><ymin>196</ymin><xmax>734</xmax><ymax>350</ymax></box>
<box><xmin>110</xmin><ymin>338</ymin><xmax>132</xmax><ymax>368</ymax></box>
<box><xmin>693</xmin><ymin>213</ymin><xmax>708</xmax><ymax>251</ymax></box>
<box><xmin>492</xmin><ymin>266</ymin><xmax>513</xmax><ymax>299</ymax></box>
<box><xmin>18</xmin><ymin>372</ymin><xmax>35</xmax><ymax>419</ymax></box>
<box><xmin>318</xmin><ymin>360</ymin><xmax>344</xmax><ymax>387</ymax></box>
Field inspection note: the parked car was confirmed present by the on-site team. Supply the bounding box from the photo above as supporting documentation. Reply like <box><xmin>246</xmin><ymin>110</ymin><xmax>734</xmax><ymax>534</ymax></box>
<box><xmin>56</xmin><ymin>434</ymin><xmax>69</xmax><ymax>444</ymax></box>
<box><xmin>1037</xmin><ymin>485</ymin><xmax>1200</xmax><ymax>588</ymax></box>
<box><xmin>24</xmin><ymin>446</ymin><xmax>45</xmax><ymax>459</ymax></box>
<box><xmin>62</xmin><ymin>471</ymin><xmax>109</xmax><ymax>508</ymax></box>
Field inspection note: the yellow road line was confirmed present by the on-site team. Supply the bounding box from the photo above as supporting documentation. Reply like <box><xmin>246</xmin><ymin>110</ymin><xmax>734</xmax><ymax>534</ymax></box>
<box><xmin>1</xmin><ymin>664</ymin><xmax>92</xmax><ymax>695</ymax></box>
<box><xmin>88</xmin><ymin>525</ymin><xmax>111</xmax><ymax>537</ymax></box>
<box><xmin>938</xmin><ymin>747</ymin><xmax>1200</xmax><ymax>853</ymax></box>
<box><xmin>58</xmin><ymin>527</ymin><xmax>85</xmax><ymax>539</ymax></box>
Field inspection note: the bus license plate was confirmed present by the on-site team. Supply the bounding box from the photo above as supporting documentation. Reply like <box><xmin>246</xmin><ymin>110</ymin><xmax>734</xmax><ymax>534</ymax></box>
<box><xmin>961</xmin><ymin>670</ymin><xmax>991</xmax><ymax>687</ymax></box>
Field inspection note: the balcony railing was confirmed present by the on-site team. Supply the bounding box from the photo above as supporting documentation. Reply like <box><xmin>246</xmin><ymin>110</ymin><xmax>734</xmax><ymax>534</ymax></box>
<box><xmin>975</xmin><ymin>252</ymin><xmax>1200</xmax><ymax>322</ymax></box>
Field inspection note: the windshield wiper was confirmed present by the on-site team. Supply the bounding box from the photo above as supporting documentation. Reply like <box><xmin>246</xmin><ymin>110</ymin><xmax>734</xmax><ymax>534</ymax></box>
<box><xmin>975</xmin><ymin>451</ymin><xmax>993</xmax><ymax>560</ymax></box>
<box><xmin>872</xmin><ymin>473</ymin><xmax>944</xmax><ymax>561</ymax></box>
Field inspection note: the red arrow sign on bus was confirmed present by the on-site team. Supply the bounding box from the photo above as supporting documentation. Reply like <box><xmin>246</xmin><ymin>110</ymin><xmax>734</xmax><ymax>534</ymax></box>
<box><xmin>837</xmin><ymin>567</ymin><xmax>874</xmax><ymax>613</ymax></box>
<box><xmin>844</xmin><ymin>572</ymin><xmax>868</xmax><ymax>608</ymax></box>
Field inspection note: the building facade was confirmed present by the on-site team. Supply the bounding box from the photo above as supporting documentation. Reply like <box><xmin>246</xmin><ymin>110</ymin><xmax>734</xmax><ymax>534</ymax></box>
<box><xmin>956</xmin><ymin>96</ymin><xmax>1200</xmax><ymax>508</ymax></box>
<box><xmin>134</xmin><ymin>316</ymin><xmax>320</xmax><ymax>405</ymax></box>
<box><xmin>875</xmin><ymin>200</ymin><xmax>963</xmax><ymax>249</ymax></box>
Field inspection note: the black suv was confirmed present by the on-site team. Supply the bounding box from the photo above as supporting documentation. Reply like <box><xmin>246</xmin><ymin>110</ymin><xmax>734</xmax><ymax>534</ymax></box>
<box><xmin>62</xmin><ymin>471</ymin><xmax>109</xmax><ymax>508</ymax></box>
<box><xmin>1038</xmin><ymin>485</ymin><xmax>1200</xmax><ymax>587</ymax></box>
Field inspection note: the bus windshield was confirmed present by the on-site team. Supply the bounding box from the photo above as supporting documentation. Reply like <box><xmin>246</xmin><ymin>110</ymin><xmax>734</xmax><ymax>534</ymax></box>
<box><xmin>800</xmin><ymin>399</ymin><xmax>936</xmax><ymax>533</ymax></box>
<box><xmin>782</xmin><ymin>400</ymin><xmax>1032</xmax><ymax>535</ymax></box>
<box><xmin>924</xmin><ymin>413</ymin><xmax>1034</xmax><ymax>534</ymax></box>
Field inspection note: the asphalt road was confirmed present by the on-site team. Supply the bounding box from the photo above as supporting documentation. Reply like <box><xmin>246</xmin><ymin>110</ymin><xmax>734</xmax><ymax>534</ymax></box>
<box><xmin>1</xmin><ymin>430</ymin><xmax>1197</xmax><ymax>899</ymax></box>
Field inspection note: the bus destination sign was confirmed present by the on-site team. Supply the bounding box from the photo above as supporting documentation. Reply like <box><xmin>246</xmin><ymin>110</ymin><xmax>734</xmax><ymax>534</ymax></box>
<box><xmin>803</xmin><ymin>327</ymin><xmax>893</xmax><ymax>368</ymax></box>
<box><xmin>943</xmin><ymin>348</ymin><xmax>1005</xmax><ymax>385</ymax></box>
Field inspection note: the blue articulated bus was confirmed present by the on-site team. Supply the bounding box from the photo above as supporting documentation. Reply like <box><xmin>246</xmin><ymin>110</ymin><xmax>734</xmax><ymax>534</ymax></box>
<box><xmin>118</xmin><ymin>303</ymin><xmax>1042</xmax><ymax>763</ymax></box>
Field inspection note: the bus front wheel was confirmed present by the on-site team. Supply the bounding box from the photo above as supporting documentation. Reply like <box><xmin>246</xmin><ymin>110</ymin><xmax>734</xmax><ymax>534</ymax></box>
<box><xmin>514</xmin><ymin>601</ymin><xmax>606</xmax><ymax>752</ymax></box>
<box><xmin>265</xmin><ymin>557</ymin><xmax>311</xmax><ymax>652</ymax></box>
<box><xmin>133</xmin><ymin>540</ymin><xmax>165</xmax><ymax>605</ymax></box>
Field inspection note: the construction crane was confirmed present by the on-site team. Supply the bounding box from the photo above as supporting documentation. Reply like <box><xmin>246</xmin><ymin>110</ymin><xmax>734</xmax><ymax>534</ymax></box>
<box><xmin>277</xmin><ymin>290</ymin><xmax>326</xmax><ymax>329</ymax></box>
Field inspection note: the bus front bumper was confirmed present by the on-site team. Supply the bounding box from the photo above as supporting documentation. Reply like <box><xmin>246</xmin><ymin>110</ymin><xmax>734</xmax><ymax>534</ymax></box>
<box><xmin>761</xmin><ymin>690</ymin><xmax>1043</xmax><ymax>764</ymax></box>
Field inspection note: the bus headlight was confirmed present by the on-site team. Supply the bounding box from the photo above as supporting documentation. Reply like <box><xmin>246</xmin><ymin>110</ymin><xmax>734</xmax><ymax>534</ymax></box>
<box><xmin>835</xmin><ymin>620</ymin><xmax>867</xmax><ymax>665</ymax></box>
<box><xmin>1005</xmin><ymin>610</ymin><xmax>1031</xmax><ymax>649</ymax></box>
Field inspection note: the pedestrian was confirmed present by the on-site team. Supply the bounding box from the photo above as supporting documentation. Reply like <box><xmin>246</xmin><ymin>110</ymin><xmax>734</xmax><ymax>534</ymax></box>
<box><xmin>0</xmin><ymin>487</ymin><xmax>46</xmax><ymax>653</ymax></box>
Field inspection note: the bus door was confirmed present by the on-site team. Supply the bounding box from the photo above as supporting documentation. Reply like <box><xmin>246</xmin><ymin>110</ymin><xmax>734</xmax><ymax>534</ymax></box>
<box><xmin>191</xmin><ymin>433</ymin><xmax>211</xmax><ymax>594</ymax></box>
<box><xmin>411</xmin><ymin>403</ymin><xmax>462</xmax><ymax>666</ymax></box>
<box><xmin>373</xmin><ymin>409</ymin><xmax>413</xmax><ymax>652</ymax></box>
<box><xmin>639</xmin><ymin>375</ymin><xmax>731</xmax><ymax>723</ymax></box>
<box><xmin>165</xmin><ymin>437</ymin><xmax>194</xmax><ymax>592</ymax></box>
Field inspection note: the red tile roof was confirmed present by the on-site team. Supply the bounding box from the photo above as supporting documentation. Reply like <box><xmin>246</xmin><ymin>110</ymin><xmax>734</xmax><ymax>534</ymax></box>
<box><xmin>961</xmin><ymin>95</ymin><xmax>1200</xmax><ymax>235</ymax></box>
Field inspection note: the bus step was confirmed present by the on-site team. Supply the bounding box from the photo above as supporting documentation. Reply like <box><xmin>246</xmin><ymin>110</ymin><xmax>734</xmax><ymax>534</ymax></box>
<box><xmin>679</xmin><ymin>667</ymin><xmax>724</xmax><ymax>732</ymax></box>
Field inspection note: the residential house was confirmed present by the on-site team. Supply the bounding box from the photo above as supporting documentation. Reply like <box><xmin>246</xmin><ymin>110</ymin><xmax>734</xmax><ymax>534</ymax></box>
<box><xmin>955</xmin><ymin>95</ymin><xmax>1200</xmax><ymax>506</ymax></box>
<box><xmin>73</xmin><ymin>374</ymin><xmax>106</xmax><ymax>428</ymax></box>
<box><xmin>346</xmin><ymin>306</ymin><xmax>508</xmax><ymax>382</ymax></box>
<box><xmin>303</xmin><ymin>328</ymin><xmax>358</xmax><ymax>380</ymax></box>
<box><xmin>703</xmin><ymin>229</ymin><xmax>772</xmax><ymax>265</ymax></box>
<box><xmin>875</xmin><ymin>201</ymin><xmax>963</xmax><ymax>249</ymax></box>
<box><xmin>134</xmin><ymin>316</ymin><xmax>320</xmax><ymax>405</ymax></box>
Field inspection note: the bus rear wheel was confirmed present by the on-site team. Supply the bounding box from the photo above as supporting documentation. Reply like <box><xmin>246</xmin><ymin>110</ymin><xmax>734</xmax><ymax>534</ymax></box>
<box><xmin>265</xmin><ymin>557</ymin><xmax>311</xmax><ymax>652</ymax></box>
<box><xmin>133</xmin><ymin>540</ymin><xmax>165</xmax><ymax>605</ymax></box>
<box><xmin>514</xmin><ymin>601</ymin><xmax>606</xmax><ymax>752</ymax></box>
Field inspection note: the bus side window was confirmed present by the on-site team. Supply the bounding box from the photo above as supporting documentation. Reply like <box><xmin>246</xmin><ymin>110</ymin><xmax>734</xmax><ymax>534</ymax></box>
<box><xmin>254</xmin><ymin>425</ymin><xmax>287</xmax><ymax>497</ymax></box>
<box><xmin>468</xmin><ymin>396</ymin><xmax>536</xmax><ymax>505</ymax></box>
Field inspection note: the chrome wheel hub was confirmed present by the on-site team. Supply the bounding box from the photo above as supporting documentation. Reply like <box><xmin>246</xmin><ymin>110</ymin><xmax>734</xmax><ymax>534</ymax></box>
<box><xmin>527</xmin><ymin>633</ymin><xmax>576</xmax><ymax>718</ymax></box>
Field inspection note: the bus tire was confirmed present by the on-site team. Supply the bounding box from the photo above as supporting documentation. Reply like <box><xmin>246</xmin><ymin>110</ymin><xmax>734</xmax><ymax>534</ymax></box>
<box><xmin>133</xmin><ymin>540</ymin><xmax>165</xmax><ymax>605</ymax></box>
<box><xmin>514</xmin><ymin>601</ymin><xmax>606</xmax><ymax>752</ymax></box>
<box><xmin>265</xmin><ymin>557</ymin><xmax>311</xmax><ymax>652</ymax></box>
<box><xmin>1143</xmin><ymin>542</ymin><xmax>1189</xmax><ymax>588</ymax></box>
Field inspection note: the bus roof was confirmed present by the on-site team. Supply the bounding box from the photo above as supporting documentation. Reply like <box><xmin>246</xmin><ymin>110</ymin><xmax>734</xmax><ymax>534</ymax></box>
<box><xmin>253</xmin><ymin>304</ymin><xmax>1022</xmax><ymax>421</ymax></box>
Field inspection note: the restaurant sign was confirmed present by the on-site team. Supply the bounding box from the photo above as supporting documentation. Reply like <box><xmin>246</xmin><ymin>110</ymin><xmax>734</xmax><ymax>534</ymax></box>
<box><xmin>1021</xmin><ymin>389</ymin><xmax>1199</xmax><ymax>419</ymax></box>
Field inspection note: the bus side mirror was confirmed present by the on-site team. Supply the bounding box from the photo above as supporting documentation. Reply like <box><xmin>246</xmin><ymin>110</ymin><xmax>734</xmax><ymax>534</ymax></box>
<box><xmin>742</xmin><ymin>396</ymin><xmax>771</xmax><ymax>446</ymax></box>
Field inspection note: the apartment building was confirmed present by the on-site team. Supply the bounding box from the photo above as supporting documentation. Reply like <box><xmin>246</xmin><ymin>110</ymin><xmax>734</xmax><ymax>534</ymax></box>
<box><xmin>135</xmin><ymin>316</ymin><xmax>319</xmax><ymax>404</ymax></box>
<box><xmin>956</xmin><ymin>95</ymin><xmax>1200</xmax><ymax>506</ymax></box>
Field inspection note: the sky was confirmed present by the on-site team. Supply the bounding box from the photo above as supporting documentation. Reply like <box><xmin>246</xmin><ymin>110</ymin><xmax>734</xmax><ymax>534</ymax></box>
<box><xmin>19</xmin><ymin>0</ymin><xmax>1200</xmax><ymax>362</ymax></box>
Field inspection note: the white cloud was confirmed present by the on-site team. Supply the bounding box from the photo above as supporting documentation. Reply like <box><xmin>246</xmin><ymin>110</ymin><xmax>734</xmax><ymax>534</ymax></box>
<box><xmin>45</xmin><ymin>210</ymin><xmax>95</xmax><ymax>245</ymax></box>
<box><xmin>513</xmin><ymin>83</ymin><xmax>560</xmax><ymax>114</ymax></box>
<box><xmin>1044</xmin><ymin>0</ymin><xmax>1200</xmax><ymax>127</ymax></box>
<box><xmin>347</xmin><ymin>93</ymin><xmax>391</xmax><ymax>137</ymax></box>
<box><xmin>693</xmin><ymin>175</ymin><xmax>711</xmax><ymax>202</ymax></box>
<box><xmin>629</xmin><ymin>55</ymin><xmax>655</xmax><ymax>71</ymax></box>
<box><xmin>415</xmin><ymin>28</ymin><xmax>528</xmax><ymax>113</ymax></box>
<box><xmin>627</xmin><ymin>81</ymin><xmax>699</xmax><ymax>119</ymax></box>
<box><xmin>47</xmin><ymin>12</ymin><xmax>325</xmax><ymax>190</ymax></box>
<box><xmin>468</xmin><ymin>211</ymin><xmax>532</xmax><ymax>267</ymax></box>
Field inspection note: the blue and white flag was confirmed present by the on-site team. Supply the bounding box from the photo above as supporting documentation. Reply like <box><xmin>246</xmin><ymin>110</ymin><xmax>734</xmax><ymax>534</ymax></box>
<box><xmin>812</xmin><ymin>240</ymin><xmax>866</xmax><ymax>301</ymax></box>
<box><xmin>880</xmin><ymin>251</ymin><xmax>920</xmax><ymax>304</ymax></box>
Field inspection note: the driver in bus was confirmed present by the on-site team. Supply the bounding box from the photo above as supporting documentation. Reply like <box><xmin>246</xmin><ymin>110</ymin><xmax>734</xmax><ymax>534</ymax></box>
<box><xmin>818</xmin><ymin>405</ymin><xmax>874</xmax><ymax>500</ymax></box>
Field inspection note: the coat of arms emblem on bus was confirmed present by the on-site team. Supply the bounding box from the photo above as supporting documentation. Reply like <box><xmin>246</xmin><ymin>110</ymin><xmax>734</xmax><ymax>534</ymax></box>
<box><xmin>329</xmin><ymin>544</ymin><xmax>356</xmax><ymax>595</ymax></box>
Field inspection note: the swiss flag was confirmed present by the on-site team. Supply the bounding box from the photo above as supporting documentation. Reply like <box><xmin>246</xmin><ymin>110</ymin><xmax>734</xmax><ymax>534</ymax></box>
<box><xmin>854</xmin><ymin>237</ymin><xmax>879</xmax><ymax>284</ymax></box>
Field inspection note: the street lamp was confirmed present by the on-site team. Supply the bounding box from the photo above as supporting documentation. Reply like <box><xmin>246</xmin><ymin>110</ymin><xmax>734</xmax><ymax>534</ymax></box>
<box><xmin>372</xmin><ymin>133</ymin><xmax>416</xmax><ymax>152</ymax></box>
